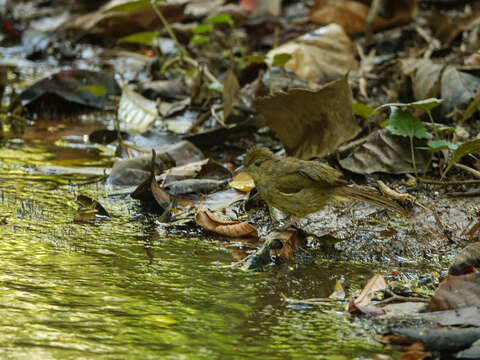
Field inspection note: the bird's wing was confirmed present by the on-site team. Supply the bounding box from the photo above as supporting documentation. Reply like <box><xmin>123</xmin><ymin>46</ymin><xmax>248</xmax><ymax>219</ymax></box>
<box><xmin>297</xmin><ymin>161</ymin><xmax>347</xmax><ymax>186</ymax></box>
<box><xmin>274</xmin><ymin>159</ymin><xmax>346</xmax><ymax>193</ymax></box>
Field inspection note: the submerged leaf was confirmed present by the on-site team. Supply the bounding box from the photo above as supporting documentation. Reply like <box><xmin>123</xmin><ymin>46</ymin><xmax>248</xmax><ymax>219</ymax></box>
<box><xmin>387</xmin><ymin>107</ymin><xmax>429</xmax><ymax>139</ymax></box>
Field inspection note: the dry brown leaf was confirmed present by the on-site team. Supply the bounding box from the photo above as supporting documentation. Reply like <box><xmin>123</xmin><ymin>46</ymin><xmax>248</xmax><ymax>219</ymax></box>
<box><xmin>255</xmin><ymin>74</ymin><xmax>360</xmax><ymax>160</ymax></box>
<box><xmin>266</xmin><ymin>24</ymin><xmax>358</xmax><ymax>84</ymax></box>
<box><xmin>427</xmin><ymin>272</ymin><xmax>480</xmax><ymax>312</ymax></box>
<box><xmin>195</xmin><ymin>209</ymin><xmax>257</xmax><ymax>238</ymax></box>
<box><xmin>308</xmin><ymin>0</ymin><xmax>416</xmax><ymax>35</ymax></box>
<box><xmin>339</xmin><ymin>129</ymin><xmax>428</xmax><ymax>175</ymax></box>
<box><xmin>355</xmin><ymin>274</ymin><xmax>388</xmax><ymax>307</ymax></box>
<box><xmin>222</xmin><ymin>70</ymin><xmax>240</xmax><ymax>120</ymax></box>
<box><xmin>449</xmin><ymin>242</ymin><xmax>480</xmax><ymax>275</ymax></box>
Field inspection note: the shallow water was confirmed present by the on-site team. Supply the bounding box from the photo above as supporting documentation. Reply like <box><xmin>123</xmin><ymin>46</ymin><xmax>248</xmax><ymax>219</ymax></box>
<box><xmin>0</xmin><ymin>141</ymin><xmax>388</xmax><ymax>360</ymax></box>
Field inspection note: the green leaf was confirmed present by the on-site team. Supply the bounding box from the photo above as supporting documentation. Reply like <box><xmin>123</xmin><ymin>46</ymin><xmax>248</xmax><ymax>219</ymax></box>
<box><xmin>103</xmin><ymin>0</ymin><xmax>159</xmax><ymax>13</ymax></box>
<box><xmin>443</xmin><ymin>139</ymin><xmax>480</xmax><ymax>178</ymax></box>
<box><xmin>387</xmin><ymin>106</ymin><xmax>429</xmax><ymax>139</ymax></box>
<box><xmin>206</xmin><ymin>14</ymin><xmax>233</xmax><ymax>25</ymax></box>
<box><xmin>427</xmin><ymin>139</ymin><xmax>458</xmax><ymax>151</ymax></box>
<box><xmin>463</xmin><ymin>92</ymin><xmax>480</xmax><ymax>122</ymax></box>
<box><xmin>353</xmin><ymin>102</ymin><xmax>377</xmax><ymax>119</ymax></box>
<box><xmin>409</xmin><ymin>98</ymin><xmax>443</xmax><ymax>112</ymax></box>
<box><xmin>272</xmin><ymin>53</ymin><xmax>292</xmax><ymax>67</ymax></box>
<box><xmin>246</xmin><ymin>55</ymin><xmax>265</xmax><ymax>64</ymax></box>
<box><xmin>208</xmin><ymin>82</ymin><xmax>224</xmax><ymax>92</ymax></box>
<box><xmin>190</xmin><ymin>34</ymin><xmax>209</xmax><ymax>45</ymax></box>
<box><xmin>118</xmin><ymin>31</ymin><xmax>159</xmax><ymax>45</ymax></box>
<box><xmin>192</xmin><ymin>24</ymin><xmax>213</xmax><ymax>34</ymax></box>
<box><xmin>76</xmin><ymin>85</ymin><xmax>107</xmax><ymax>97</ymax></box>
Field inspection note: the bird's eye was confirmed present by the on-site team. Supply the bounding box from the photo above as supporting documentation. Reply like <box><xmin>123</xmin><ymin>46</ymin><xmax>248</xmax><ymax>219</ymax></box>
<box><xmin>255</xmin><ymin>160</ymin><xmax>262</xmax><ymax>167</ymax></box>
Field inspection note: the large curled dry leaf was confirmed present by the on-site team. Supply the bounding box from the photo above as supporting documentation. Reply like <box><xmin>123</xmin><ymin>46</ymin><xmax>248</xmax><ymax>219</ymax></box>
<box><xmin>308</xmin><ymin>0</ymin><xmax>416</xmax><ymax>35</ymax></box>
<box><xmin>195</xmin><ymin>209</ymin><xmax>257</xmax><ymax>238</ymax></box>
<box><xmin>255</xmin><ymin>74</ymin><xmax>360</xmax><ymax>159</ymax></box>
<box><xmin>266</xmin><ymin>24</ymin><xmax>357</xmax><ymax>84</ymax></box>
<box><xmin>339</xmin><ymin>129</ymin><xmax>428</xmax><ymax>175</ymax></box>
<box><xmin>427</xmin><ymin>272</ymin><xmax>480</xmax><ymax>312</ymax></box>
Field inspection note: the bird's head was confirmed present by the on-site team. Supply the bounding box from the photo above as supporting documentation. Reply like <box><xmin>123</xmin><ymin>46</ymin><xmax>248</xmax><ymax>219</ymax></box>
<box><xmin>243</xmin><ymin>146</ymin><xmax>275</xmax><ymax>172</ymax></box>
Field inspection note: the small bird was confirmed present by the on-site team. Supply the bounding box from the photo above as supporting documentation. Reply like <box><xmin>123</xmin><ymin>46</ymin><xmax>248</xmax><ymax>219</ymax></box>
<box><xmin>243</xmin><ymin>146</ymin><xmax>405</xmax><ymax>219</ymax></box>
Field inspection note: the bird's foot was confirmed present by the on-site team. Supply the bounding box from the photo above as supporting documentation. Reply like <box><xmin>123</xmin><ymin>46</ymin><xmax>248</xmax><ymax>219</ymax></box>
<box><xmin>278</xmin><ymin>216</ymin><xmax>298</xmax><ymax>231</ymax></box>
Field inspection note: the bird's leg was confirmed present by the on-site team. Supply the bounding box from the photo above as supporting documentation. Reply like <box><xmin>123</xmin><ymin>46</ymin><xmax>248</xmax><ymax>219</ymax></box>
<box><xmin>279</xmin><ymin>215</ymin><xmax>298</xmax><ymax>231</ymax></box>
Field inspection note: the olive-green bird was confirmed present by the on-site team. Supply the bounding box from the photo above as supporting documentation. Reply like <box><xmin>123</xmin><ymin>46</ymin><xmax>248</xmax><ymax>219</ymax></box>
<box><xmin>243</xmin><ymin>146</ymin><xmax>405</xmax><ymax>218</ymax></box>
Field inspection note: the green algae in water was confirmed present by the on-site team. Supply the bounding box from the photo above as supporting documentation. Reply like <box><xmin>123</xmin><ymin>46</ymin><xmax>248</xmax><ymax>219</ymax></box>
<box><xmin>0</xmin><ymin>165</ymin><xmax>387</xmax><ymax>359</ymax></box>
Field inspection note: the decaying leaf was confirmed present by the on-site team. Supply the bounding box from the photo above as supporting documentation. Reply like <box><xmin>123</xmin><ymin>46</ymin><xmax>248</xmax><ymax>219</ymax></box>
<box><xmin>308</xmin><ymin>0</ymin><xmax>416</xmax><ymax>35</ymax></box>
<box><xmin>255</xmin><ymin>74</ymin><xmax>360</xmax><ymax>160</ymax></box>
<box><xmin>20</xmin><ymin>69</ymin><xmax>121</xmax><ymax>112</ymax></box>
<box><xmin>427</xmin><ymin>272</ymin><xmax>480</xmax><ymax>312</ymax></box>
<box><xmin>266</xmin><ymin>24</ymin><xmax>358</xmax><ymax>84</ymax></box>
<box><xmin>195</xmin><ymin>209</ymin><xmax>257</xmax><ymax>238</ymax></box>
<box><xmin>109</xmin><ymin>140</ymin><xmax>202</xmax><ymax>186</ymax></box>
<box><xmin>339</xmin><ymin>129</ymin><xmax>429</xmax><ymax>175</ymax></box>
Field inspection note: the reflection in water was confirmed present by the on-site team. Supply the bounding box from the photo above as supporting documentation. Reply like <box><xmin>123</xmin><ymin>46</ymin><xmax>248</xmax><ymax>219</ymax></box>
<box><xmin>0</xmin><ymin>163</ymin><xmax>385</xmax><ymax>359</ymax></box>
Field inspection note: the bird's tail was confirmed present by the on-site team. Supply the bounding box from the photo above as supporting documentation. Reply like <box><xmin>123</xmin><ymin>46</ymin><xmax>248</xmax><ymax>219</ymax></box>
<box><xmin>334</xmin><ymin>185</ymin><xmax>407</xmax><ymax>215</ymax></box>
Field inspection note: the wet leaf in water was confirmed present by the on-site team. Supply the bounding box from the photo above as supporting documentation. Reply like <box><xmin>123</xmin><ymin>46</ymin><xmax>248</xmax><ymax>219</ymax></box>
<box><xmin>352</xmin><ymin>273</ymin><xmax>387</xmax><ymax>308</ymax></box>
<box><xmin>195</xmin><ymin>208</ymin><xmax>257</xmax><ymax>238</ymax></box>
